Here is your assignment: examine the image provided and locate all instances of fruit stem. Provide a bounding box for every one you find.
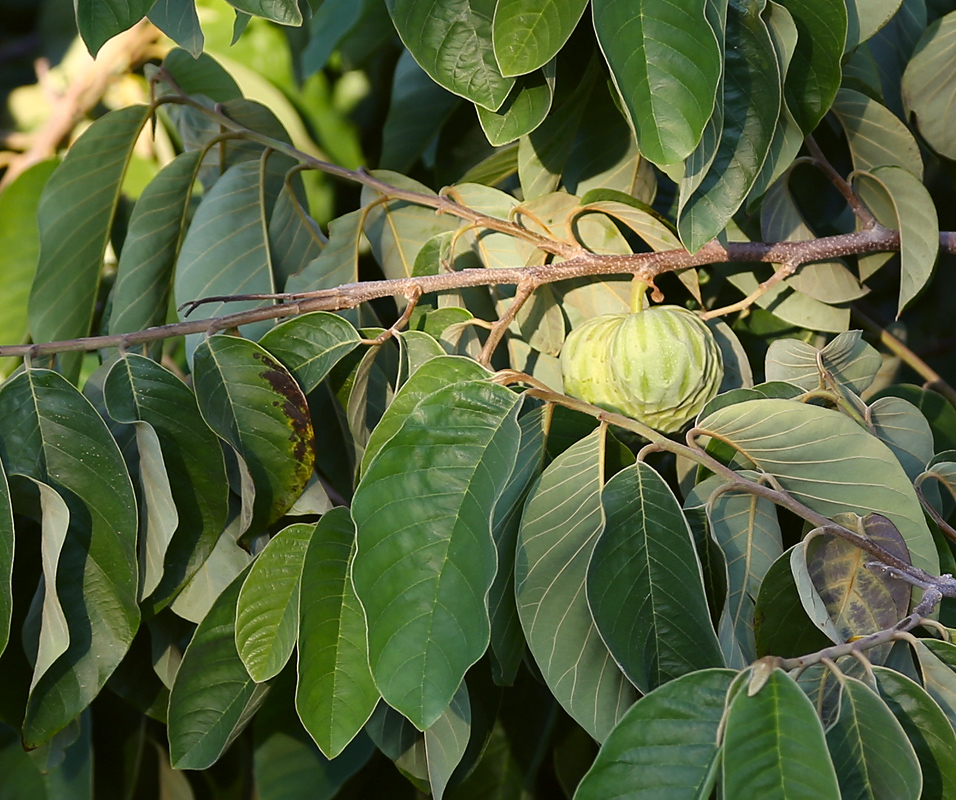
[630,277,649,313]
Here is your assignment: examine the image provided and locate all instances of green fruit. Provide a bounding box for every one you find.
[560,306,723,433]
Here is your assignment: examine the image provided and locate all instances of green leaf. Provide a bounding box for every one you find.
[29,106,148,379]
[516,429,637,742]
[575,668,735,800]
[764,331,881,394]
[174,160,276,350]
[491,0,587,76]
[868,396,934,481]
[722,668,841,799]
[284,209,362,295]
[149,0,204,57]
[726,268,850,333]
[159,49,241,104]
[587,463,723,692]
[678,3,781,251]
[902,11,956,161]
[75,0,154,55]
[385,0,515,110]
[351,380,522,729]
[104,354,229,615]
[592,0,721,166]
[224,0,302,25]
[381,50,461,172]
[302,0,366,76]
[110,150,202,335]
[268,179,324,290]
[296,508,379,759]
[697,398,938,574]
[168,567,269,770]
[853,165,939,315]
[259,312,362,394]
[826,676,921,800]
[874,666,956,800]
[913,639,956,732]
[425,683,471,800]
[236,522,313,682]
[831,88,923,179]
[873,385,956,453]
[0,369,139,746]
[776,0,847,133]
[477,66,555,146]
[193,335,315,527]
[0,159,57,374]
[845,0,903,51]
[361,356,489,477]
[0,459,11,659]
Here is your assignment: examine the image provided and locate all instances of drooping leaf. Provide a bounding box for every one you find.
[764,331,881,394]
[158,48,242,103]
[29,106,149,379]
[259,312,363,394]
[104,354,229,615]
[913,639,956,732]
[168,566,269,770]
[491,0,587,76]
[0,369,139,746]
[110,150,202,335]
[873,666,956,800]
[587,462,723,692]
[477,67,555,146]
[193,335,315,528]
[296,508,379,759]
[268,179,324,290]
[223,0,302,25]
[853,164,939,315]
[351,380,522,729]
[825,676,921,800]
[697,398,938,574]
[515,429,637,742]
[575,668,736,800]
[592,0,721,166]
[424,682,471,800]
[236,522,313,682]
[149,0,204,57]
[872,384,956,454]
[722,668,841,799]
[845,0,903,50]
[174,160,276,350]
[385,0,515,111]
[831,88,923,179]
[74,0,154,55]
[901,11,956,161]
[868,396,934,481]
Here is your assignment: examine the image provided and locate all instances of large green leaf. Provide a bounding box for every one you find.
[492,0,587,76]
[853,165,939,315]
[168,566,269,769]
[825,676,921,800]
[236,522,313,682]
[575,668,735,800]
[224,0,302,25]
[0,159,57,374]
[385,0,515,110]
[776,0,846,133]
[722,668,840,799]
[764,331,881,394]
[351,380,522,729]
[515,429,637,742]
[104,354,229,615]
[110,150,202,335]
[259,312,362,394]
[0,369,139,746]
[477,67,555,146]
[901,11,956,161]
[913,639,956,732]
[174,160,276,349]
[874,666,956,800]
[698,398,938,574]
[75,0,154,54]
[296,508,379,759]
[592,0,721,166]
[845,0,902,50]
[678,2,781,251]
[424,683,471,800]
[868,396,934,481]
[193,335,315,528]
[285,208,362,294]
[268,178,324,290]
[831,88,923,179]
[149,0,204,58]
[29,106,148,379]
[587,462,723,692]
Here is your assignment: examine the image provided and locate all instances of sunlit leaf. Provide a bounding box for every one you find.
[491,0,587,76]
[868,396,934,481]
[75,0,154,55]
[351,380,521,729]
[477,67,555,146]
[592,0,721,166]
[831,88,923,179]
[516,429,637,742]
[224,0,302,25]
[296,508,379,759]
[424,682,471,800]
[193,335,315,528]
[168,567,269,770]
[587,462,723,692]
[149,0,204,57]
[901,11,956,161]
[284,209,363,295]
[236,522,313,682]
[764,331,881,394]
[269,178,324,290]
[576,668,735,800]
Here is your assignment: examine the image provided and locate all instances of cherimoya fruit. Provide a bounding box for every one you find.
[560,306,723,433]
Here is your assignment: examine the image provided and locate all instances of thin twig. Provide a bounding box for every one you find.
[699,260,799,320]
[478,280,536,367]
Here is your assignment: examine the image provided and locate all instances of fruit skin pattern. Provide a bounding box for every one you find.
[560,306,723,434]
